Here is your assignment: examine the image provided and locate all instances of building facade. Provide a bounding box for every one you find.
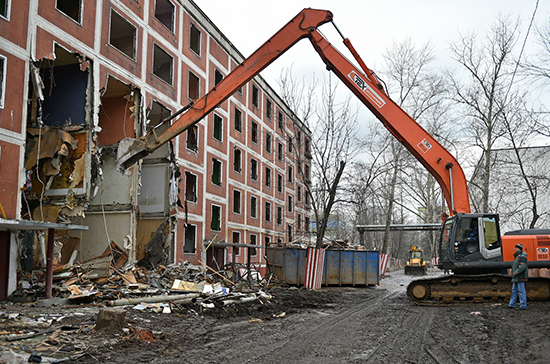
[0,0,311,298]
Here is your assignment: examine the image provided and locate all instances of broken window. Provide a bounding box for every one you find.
[213,113,222,141]
[153,44,173,84]
[277,142,283,161]
[288,165,293,183]
[298,214,302,231]
[56,0,81,23]
[250,234,257,256]
[184,224,196,253]
[266,99,272,120]
[190,23,201,56]
[185,172,197,203]
[232,231,240,256]
[278,111,284,129]
[252,85,259,109]
[233,148,242,173]
[211,204,221,231]
[212,158,222,186]
[188,71,200,100]
[288,195,293,213]
[277,206,282,225]
[251,158,258,180]
[154,0,174,32]
[110,10,136,59]
[305,191,310,206]
[234,107,242,132]
[214,69,224,86]
[233,189,241,214]
[297,130,301,146]
[265,167,271,187]
[305,216,310,232]
[0,55,5,109]
[277,174,282,194]
[251,121,258,144]
[304,164,311,181]
[265,201,271,222]
[0,0,9,19]
[186,125,198,152]
[265,133,271,153]
[297,185,302,201]
[250,196,257,218]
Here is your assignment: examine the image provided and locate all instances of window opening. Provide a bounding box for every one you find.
[212,158,222,186]
[233,148,242,173]
[266,99,272,120]
[213,114,222,141]
[185,172,197,203]
[56,0,81,23]
[251,158,258,180]
[252,85,259,108]
[232,231,240,256]
[233,189,241,214]
[250,234,257,256]
[278,111,284,129]
[277,206,282,225]
[288,166,293,183]
[190,23,201,56]
[265,167,271,187]
[109,10,136,59]
[211,205,221,231]
[188,71,200,100]
[234,107,242,132]
[154,0,174,32]
[265,133,272,153]
[288,195,293,212]
[287,224,293,242]
[277,142,283,161]
[251,196,257,218]
[265,202,271,222]
[0,55,5,109]
[251,122,258,144]
[153,44,173,84]
[1,0,10,19]
[214,69,224,86]
[184,224,196,253]
[186,125,198,152]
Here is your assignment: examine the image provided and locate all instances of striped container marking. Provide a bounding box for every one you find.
[305,247,325,290]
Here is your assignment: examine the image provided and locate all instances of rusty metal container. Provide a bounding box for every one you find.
[266,247,379,286]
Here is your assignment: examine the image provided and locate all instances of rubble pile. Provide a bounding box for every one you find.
[1,246,280,363]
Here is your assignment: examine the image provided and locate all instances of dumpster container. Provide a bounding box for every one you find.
[266,247,379,286]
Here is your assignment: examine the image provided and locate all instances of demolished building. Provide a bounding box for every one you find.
[0,0,312,300]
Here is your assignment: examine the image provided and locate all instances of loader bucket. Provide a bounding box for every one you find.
[117,137,149,172]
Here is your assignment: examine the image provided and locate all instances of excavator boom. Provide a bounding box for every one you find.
[118,8,470,215]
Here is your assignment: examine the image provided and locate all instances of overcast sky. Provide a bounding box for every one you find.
[195,0,548,87]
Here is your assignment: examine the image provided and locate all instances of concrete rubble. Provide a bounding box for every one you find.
[1,247,275,363]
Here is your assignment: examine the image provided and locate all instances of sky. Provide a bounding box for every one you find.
[195,0,549,88]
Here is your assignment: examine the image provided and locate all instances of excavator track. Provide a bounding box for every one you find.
[407,274,550,305]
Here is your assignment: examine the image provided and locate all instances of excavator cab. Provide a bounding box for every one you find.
[438,213,503,274]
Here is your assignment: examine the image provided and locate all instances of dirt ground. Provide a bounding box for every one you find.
[2,269,550,364]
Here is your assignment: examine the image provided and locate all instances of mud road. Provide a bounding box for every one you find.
[3,269,550,363]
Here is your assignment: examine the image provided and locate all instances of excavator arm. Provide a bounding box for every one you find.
[118,8,470,215]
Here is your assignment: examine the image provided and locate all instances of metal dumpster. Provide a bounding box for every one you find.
[266,247,379,286]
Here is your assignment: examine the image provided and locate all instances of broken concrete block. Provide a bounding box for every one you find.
[95,307,126,333]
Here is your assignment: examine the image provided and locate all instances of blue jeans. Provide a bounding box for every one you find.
[509,281,527,308]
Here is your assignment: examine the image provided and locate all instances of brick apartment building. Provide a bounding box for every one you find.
[0,0,311,299]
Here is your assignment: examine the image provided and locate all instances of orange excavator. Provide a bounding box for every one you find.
[118,9,550,304]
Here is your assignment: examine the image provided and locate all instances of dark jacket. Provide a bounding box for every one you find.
[511,250,528,282]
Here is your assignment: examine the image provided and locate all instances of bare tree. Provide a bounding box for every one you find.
[377,38,450,257]
[447,14,521,213]
[278,69,360,248]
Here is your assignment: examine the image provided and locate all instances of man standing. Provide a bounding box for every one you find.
[508,243,528,309]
